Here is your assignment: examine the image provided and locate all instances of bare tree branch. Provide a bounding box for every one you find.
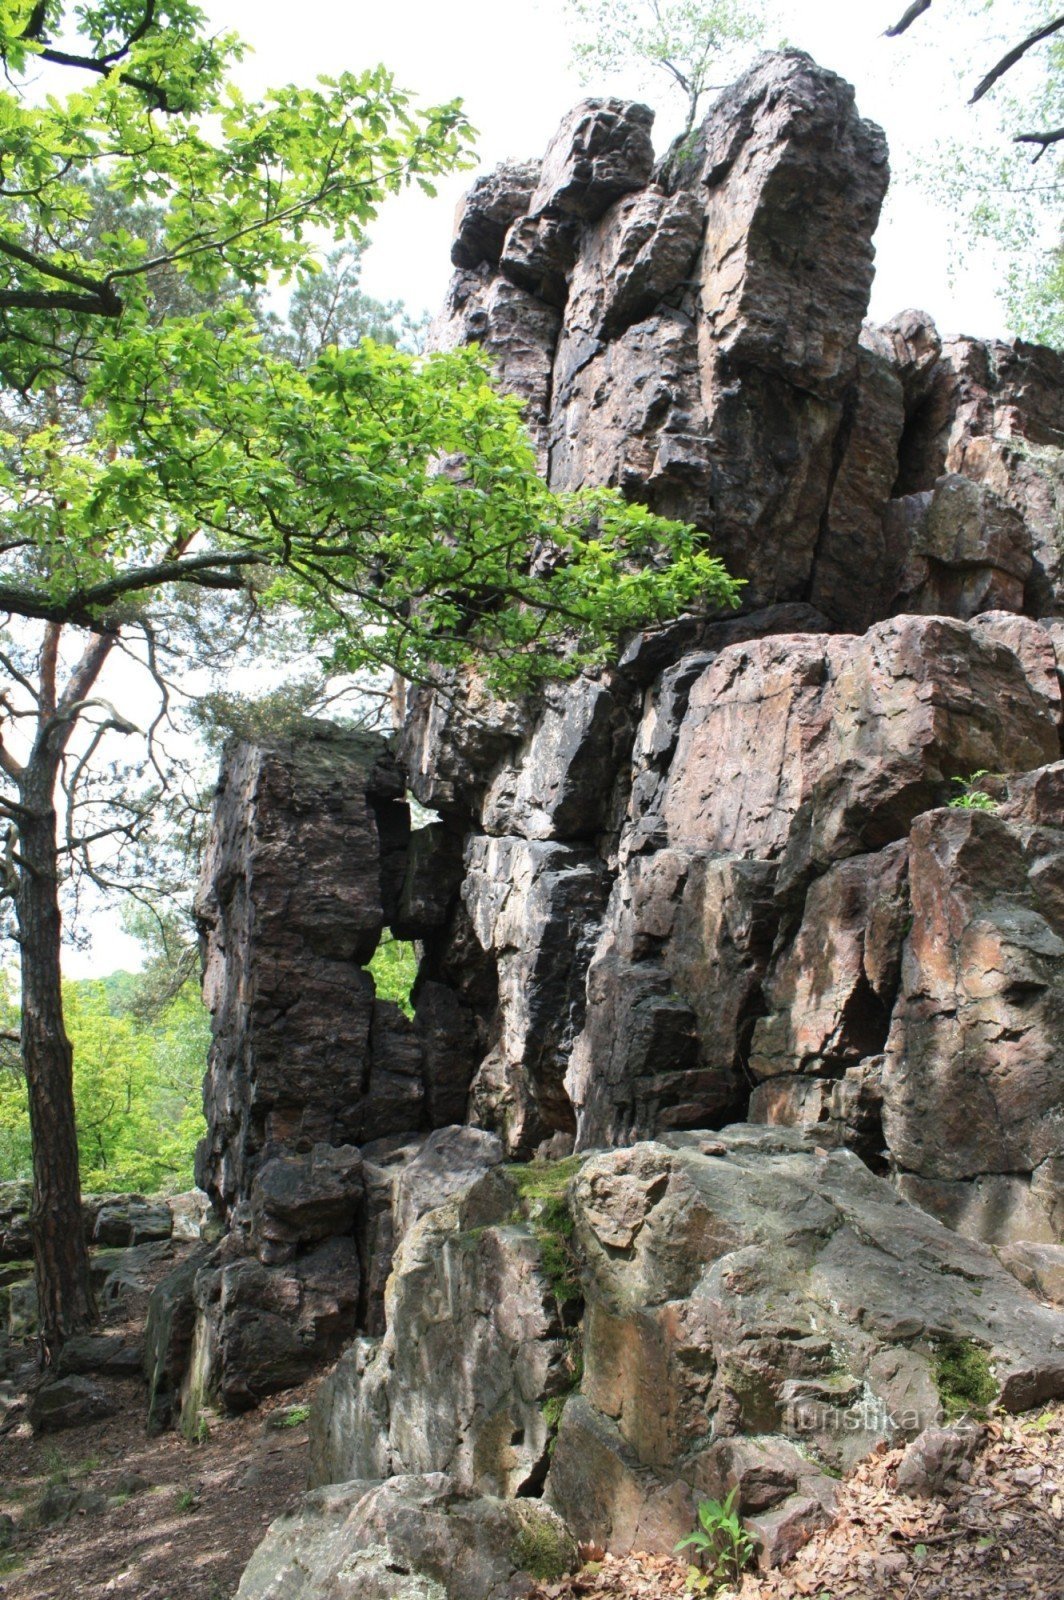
[1014,126,1064,162]
[970,13,1064,104]
[0,549,264,626]
[884,0,932,39]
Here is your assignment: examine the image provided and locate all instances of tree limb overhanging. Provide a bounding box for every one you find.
[1014,125,1064,162]
[970,13,1064,104]
[884,0,932,39]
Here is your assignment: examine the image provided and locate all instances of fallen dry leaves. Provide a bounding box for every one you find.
[531,1401,1064,1600]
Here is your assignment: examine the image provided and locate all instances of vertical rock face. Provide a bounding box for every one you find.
[194,725,415,1214]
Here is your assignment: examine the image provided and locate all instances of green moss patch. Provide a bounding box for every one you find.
[511,1509,576,1582]
[933,1338,997,1419]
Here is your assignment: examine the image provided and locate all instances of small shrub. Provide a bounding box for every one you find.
[675,1488,756,1589]
[176,1486,201,1514]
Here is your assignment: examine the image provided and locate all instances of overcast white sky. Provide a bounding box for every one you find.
[66,0,1030,976]
[204,0,1017,338]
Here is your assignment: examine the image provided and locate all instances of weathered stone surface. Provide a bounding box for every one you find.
[567,852,774,1146]
[395,824,466,940]
[897,1164,1064,1250]
[392,1126,504,1243]
[681,53,888,601]
[310,1166,574,1498]
[527,99,655,225]
[249,1144,364,1265]
[400,671,528,818]
[195,726,412,1214]
[997,1241,1064,1305]
[93,1197,173,1247]
[451,161,540,270]
[885,474,1032,620]
[539,1128,1064,1556]
[237,1474,577,1600]
[896,333,1064,612]
[659,618,1058,867]
[480,676,632,841]
[864,308,942,411]
[566,186,704,345]
[29,1376,116,1434]
[56,1333,143,1378]
[432,269,561,459]
[882,807,1064,1220]
[143,1247,212,1433]
[895,1424,981,1498]
[463,837,610,1151]
[189,1236,362,1413]
[810,345,905,629]
[749,843,909,1085]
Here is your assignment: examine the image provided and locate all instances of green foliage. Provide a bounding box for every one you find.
[267,1404,311,1430]
[933,1337,997,1419]
[948,771,999,811]
[0,2,741,688]
[368,936,418,1018]
[0,973,207,1192]
[509,1156,585,1309]
[675,1488,756,1589]
[561,0,766,134]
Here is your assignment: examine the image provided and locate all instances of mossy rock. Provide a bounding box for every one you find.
[933,1337,997,1419]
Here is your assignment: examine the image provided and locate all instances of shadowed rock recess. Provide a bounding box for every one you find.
[166,51,1064,1598]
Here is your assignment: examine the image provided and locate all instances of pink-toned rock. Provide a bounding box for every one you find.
[660,616,1058,863]
[749,843,909,1082]
[882,807,1064,1211]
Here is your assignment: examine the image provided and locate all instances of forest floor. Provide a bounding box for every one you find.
[0,1244,315,1600]
[0,1252,1061,1600]
[533,1402,1064,1600]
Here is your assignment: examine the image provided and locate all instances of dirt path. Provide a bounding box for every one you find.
[0,1372,316,1600]
[0,1375,315,1600]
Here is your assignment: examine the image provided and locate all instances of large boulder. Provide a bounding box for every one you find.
[237,1474,577,1600]
[309,1160,578,1498]
[542,1129,1064,1555]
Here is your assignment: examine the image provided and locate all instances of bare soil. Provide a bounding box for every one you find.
[0,1244,315,1600]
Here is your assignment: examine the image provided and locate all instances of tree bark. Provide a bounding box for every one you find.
[11,626,119,1360]
[17,758,96,1359]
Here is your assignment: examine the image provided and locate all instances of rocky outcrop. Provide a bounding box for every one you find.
[188,46,1064,1592]
[302,1130,1064,1568]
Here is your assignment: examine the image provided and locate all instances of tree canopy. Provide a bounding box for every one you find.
[0,0,740,1355]
[887,0,1064,347]
[558,0,766,138]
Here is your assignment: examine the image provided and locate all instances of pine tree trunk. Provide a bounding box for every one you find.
[17,761,95,1360]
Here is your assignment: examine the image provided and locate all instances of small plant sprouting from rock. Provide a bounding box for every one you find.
[948,771,999,811]
[176,1486,201,1514]
[675,1488,756,1590]
[933,1337,997,1420]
